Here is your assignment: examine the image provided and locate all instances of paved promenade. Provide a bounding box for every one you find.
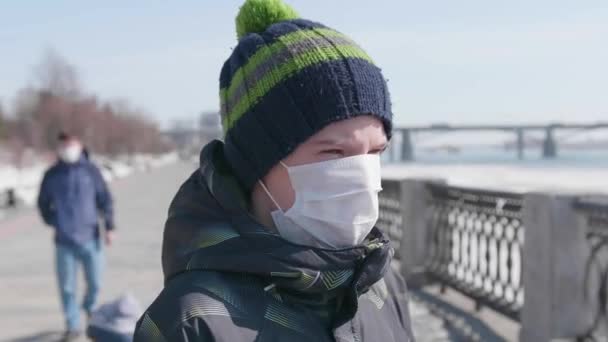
[0,162,192,341]
[0,162,455,342]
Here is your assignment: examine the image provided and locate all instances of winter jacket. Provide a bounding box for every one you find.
[37,156,114,246]
[134,141,414,342]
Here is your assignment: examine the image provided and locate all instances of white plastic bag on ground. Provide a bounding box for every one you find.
[87,293,143,342]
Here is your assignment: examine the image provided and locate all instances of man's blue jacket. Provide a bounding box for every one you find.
[38,156,114,246]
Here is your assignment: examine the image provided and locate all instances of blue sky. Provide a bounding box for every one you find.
[1,0,607,128]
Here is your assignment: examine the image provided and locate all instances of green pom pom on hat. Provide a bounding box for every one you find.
[236,0,300,39]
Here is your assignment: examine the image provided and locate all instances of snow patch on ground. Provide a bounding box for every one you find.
[0,152,180,207]
[382,163,608,194]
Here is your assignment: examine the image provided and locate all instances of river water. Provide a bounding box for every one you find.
[382,147,608,193]
[384,146,608,167]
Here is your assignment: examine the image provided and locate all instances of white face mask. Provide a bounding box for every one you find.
[58,144,83,164]
[260,154,382,249]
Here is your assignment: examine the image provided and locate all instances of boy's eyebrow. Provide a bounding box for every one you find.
[312,138,389,149]
[312,138,344,146]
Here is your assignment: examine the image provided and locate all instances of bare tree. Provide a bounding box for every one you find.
[5,50,171,160]
[34,49,82,99]
[0,100,6,140]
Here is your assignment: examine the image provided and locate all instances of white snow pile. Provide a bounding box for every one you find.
[383,163,608,195]
[92,152,179,182]
[0,151,179,207]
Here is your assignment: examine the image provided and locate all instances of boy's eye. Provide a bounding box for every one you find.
[369,146,388,155]
[321,149,343,156]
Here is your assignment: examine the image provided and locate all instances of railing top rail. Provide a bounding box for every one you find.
[380,178,407,185]
[574,195,608,212]
[426,182,524,199]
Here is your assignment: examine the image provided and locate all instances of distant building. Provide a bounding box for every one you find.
[200,111,223,146]
[162,112,223,160]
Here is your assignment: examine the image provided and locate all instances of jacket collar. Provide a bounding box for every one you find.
[164,141,393,312]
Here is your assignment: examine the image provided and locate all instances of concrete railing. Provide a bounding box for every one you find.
[380,178,608,341]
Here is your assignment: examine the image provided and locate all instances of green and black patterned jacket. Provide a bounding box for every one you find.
[134,141,414,342]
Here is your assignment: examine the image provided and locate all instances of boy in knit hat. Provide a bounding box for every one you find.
[135,0,414,341]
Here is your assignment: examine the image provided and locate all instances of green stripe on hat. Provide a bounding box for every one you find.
[226,28,352,99]
[220,28,367,127]
[221,32,373,130]
[225,34,356,114]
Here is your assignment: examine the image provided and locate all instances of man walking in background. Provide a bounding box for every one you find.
[37,132,115,341]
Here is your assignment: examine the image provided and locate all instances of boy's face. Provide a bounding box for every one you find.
[252,115,387,224]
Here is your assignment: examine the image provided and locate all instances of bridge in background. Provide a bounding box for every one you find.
[393,122,608,161]
[163,121,608,162]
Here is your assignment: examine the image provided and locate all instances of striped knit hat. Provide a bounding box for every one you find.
[221,0,392,189]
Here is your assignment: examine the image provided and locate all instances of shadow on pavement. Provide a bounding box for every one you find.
[8,331,64,342]
[412,290,508,342]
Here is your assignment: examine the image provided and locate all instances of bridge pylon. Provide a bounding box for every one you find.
[516,128,525,160]
[401,129,414,161]
[542,127,557,158]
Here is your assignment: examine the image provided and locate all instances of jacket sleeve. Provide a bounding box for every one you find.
[133,314,214,342]
[90,165,115,230]
[176,317,215,341]
[37,171,55,227]
[386,269,416,341]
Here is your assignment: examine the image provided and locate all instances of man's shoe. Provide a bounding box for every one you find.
[61,330,82,342]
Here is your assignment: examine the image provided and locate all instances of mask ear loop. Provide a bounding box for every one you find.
[258,180,283,212]
[259,161,292,212]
